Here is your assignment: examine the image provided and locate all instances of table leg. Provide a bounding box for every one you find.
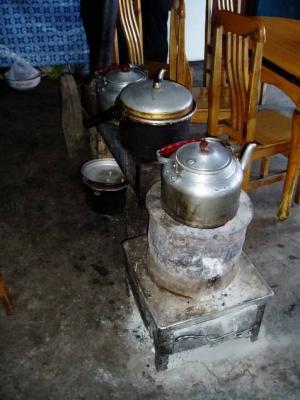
[295,176,300,204]
[278,109,300,220]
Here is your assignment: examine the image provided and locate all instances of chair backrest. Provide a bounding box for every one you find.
[204,1,252,85]
[118,0,144,65]
[205,1,242,57]
[169,0,192,89]
[208,10,266,144]
[116,0,192,89]
[217,0,242,12]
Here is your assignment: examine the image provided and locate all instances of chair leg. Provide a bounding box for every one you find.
[260,157,270,178]
[242,166,252,192]
[0,273,13,315]
[259,83,268,105]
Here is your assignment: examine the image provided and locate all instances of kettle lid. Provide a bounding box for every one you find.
[176,139,232,173]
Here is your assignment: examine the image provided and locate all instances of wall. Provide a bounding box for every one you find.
[185,0,206,61]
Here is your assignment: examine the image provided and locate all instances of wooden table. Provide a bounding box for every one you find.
[258,17,300,220]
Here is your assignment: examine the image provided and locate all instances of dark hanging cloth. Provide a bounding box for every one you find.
[141,0,175,62]
[80,0,175,70]
[116,19,129,65]
[80,0,119,72]
[118,0,175,64]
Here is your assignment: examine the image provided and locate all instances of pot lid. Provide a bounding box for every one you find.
[119,69,194,122]
[81,158,126,186]
[176,139,232,173]
[106,65,146,85]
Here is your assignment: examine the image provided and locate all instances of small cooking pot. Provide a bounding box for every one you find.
[157,138,256,228]
[96,64,147,112]
[81,158,127,214]
[84,69,196,163]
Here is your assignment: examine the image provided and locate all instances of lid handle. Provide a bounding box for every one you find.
[153,69,167,89]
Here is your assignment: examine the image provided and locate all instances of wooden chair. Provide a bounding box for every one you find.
[204,0,242,86]
[207,10,294,197]
[168,0,192,90]
[0,273,13,315]
[191,1,243,124]
[192,1,270,125]
[116,0,192,90]
[117,0,144,65]
[191,80,231,124]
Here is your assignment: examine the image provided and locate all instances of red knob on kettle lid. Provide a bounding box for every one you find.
[120,64,130,72]
[199,138,209,152]
[159,137,202,157]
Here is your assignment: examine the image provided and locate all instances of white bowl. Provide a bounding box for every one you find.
[4,71,41,91]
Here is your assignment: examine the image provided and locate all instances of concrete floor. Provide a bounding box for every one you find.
[0,79,299,400]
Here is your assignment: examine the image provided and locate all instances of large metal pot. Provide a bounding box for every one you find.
[84,69,196,163]
[157,138,256,228]
[96,64,147,112]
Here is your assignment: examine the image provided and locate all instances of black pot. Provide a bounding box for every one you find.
[84,70,196,163]
[81,159,127,214]
[118,118,190,163]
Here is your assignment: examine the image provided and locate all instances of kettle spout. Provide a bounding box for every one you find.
[240,143,256,172]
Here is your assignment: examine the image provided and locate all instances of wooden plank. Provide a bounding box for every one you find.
[249,173,285,190]
[60,74,89,161]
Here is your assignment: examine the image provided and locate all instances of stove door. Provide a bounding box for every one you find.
[173,304,258,353]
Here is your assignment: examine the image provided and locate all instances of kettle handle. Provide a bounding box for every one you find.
[96,63,130,75]
[157,138,205,164]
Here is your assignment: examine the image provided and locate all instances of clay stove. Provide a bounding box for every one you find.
[123,182,273,371]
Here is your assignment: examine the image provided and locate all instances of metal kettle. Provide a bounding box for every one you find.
[96,64,147,112]
[157,137,256,228]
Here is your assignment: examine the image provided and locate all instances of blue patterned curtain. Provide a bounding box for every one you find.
[0,0,89,67]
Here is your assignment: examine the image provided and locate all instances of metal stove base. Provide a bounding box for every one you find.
[122,235,273,371]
